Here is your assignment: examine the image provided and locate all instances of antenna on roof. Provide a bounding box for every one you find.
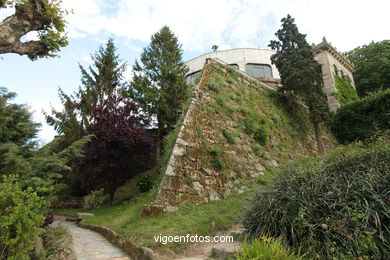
[256,33,261,49]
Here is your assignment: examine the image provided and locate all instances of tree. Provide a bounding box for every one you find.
[124,26,189,158]
[344,40,390,97]
[0,87,89,195]
[75,95,153,204]
[45,38,127,145]
[269,15,330,153]
[0,0,68,60]
[0,87,39,148]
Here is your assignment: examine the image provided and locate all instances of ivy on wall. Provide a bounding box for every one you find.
[333,75,359,105]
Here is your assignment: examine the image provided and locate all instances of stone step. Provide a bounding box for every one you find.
[210,243,241,260]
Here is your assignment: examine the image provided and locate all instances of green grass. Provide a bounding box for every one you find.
[58,191,253,252]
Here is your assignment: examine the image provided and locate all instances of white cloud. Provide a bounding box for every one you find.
[3,0,388,53]
[59,0,389,53]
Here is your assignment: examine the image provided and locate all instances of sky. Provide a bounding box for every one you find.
[1,0,389,144]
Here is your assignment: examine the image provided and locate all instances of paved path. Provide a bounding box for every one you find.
[53,218,130,260]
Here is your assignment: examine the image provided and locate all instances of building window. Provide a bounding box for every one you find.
[229,64,239,70]
[186,71,201,86]
[245,63,273,78]
[340,70,344,78]
[333,64,339,76]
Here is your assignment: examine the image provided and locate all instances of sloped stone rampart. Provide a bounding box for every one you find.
[145,59,335,212]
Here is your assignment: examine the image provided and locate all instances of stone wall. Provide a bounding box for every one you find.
[144,59,335,212]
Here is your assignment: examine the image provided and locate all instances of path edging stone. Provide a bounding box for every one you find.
[79,221,155,260]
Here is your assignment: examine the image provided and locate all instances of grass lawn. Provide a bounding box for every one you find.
[53,189,253,252]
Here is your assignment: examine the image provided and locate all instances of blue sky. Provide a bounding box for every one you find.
[1,0,389,144]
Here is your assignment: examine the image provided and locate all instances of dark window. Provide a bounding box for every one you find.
[340,70,344,78]
[186,71,201,86]
[229,64,239,70]
[245,64,273,78]
[334,64,339,76]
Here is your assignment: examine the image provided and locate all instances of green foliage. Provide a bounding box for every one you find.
[125,26,189,134]
[41,226,73,260]
[253,125,268,146]
[242,139,390,259]
[1,0,69,59]
[0,136,91,197]
[269,15,330,152]
[0,175,46,260]
[82,189,105,209]
[222,129,236,144]
[332,89,390,143]
[0,88,89,196]
[0,87,40,147]
[136,174,154,193]
[344,40,390,97]
[45,38,127,145]
[334,75,359,105]
[244,113,268,146]
[271,114,281,124]
[206,76,222,93]
[236,235,302,260]
[209,147,225,171]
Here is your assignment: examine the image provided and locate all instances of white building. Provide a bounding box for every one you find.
[185,39,355,111]
[185,48,281,87]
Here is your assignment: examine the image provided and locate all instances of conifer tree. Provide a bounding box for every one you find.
[45,38,127,145]
[0,87,39,148]
[269,15,330,153]
[124,26,189,158]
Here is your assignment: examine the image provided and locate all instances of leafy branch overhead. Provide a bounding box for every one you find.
[0,0,69,59]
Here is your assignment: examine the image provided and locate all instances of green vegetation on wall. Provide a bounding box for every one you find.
[332,89,390,143]
[333,75,359,105]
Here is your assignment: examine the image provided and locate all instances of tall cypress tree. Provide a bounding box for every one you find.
[124,26,189,158]
[45,38,127,145]
[269,15,330,153]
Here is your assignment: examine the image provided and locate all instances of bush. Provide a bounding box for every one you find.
[271,114,281,125]
[206,77,221,93]
[82,189,105,209]
[253,125,268,146]
[222,129,236,144]
[42,226,73,260]
[0,175,46,260]
[332,89,390,143]
[235,235,302,260]
[209,147,225,171]
[242,139,390,259]
[136,174,154,193]
[244,113,268,145]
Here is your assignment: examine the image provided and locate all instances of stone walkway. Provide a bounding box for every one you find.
[53,218,130,260]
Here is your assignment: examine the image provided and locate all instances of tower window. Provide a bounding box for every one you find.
[245,64,273,78]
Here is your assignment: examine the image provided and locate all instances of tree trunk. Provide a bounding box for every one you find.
[155,126,162,164]
[109,191,114,206]
[313,122,324,154]
[0,0,49,57]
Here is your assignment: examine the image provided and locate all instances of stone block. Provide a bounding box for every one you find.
[76,213,95,220]
[140,204,165,217]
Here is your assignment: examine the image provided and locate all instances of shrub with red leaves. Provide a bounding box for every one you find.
[76,95,154,204]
